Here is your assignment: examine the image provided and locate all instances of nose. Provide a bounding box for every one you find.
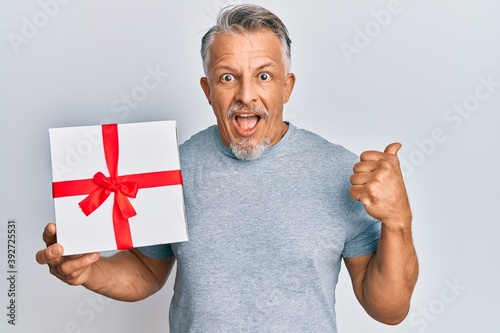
[235,77,258,105]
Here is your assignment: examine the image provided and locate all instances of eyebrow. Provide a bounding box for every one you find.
[213,62,278,73]
[256,62,278,71]
[213,65,234,73]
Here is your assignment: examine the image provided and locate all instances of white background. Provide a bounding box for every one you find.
[1,0,499,332]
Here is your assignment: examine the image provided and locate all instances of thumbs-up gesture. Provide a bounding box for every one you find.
[349,143,412,227]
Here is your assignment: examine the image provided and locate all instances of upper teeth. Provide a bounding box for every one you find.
[238,114,255,117]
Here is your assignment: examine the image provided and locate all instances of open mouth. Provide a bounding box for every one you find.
[235,114,261,130]
[232,113,261,137]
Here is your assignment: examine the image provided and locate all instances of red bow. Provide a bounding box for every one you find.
[79,171,138,219]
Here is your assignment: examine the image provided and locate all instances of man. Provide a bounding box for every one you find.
[36,4,418,332]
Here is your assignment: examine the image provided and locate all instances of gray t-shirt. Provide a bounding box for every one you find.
[139,123,380,332]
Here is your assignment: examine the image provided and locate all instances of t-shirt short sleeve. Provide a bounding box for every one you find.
[137,243,174,259]
[342,200,381,258]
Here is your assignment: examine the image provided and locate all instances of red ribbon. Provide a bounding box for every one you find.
[52,124,183,250]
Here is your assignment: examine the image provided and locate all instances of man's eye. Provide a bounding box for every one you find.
[221,74,234,82]
[259,73,271,81]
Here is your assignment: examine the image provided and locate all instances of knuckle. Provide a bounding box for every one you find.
[379,160,392,170]
[373,171,385,183]
[59,261,72,275]
[68,270,82,280]
[365,182,378,194]
[385,156,400,169]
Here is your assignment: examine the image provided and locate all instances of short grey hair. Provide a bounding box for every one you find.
[201,4,292,76]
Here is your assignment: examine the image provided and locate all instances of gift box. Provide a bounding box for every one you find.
[49,121,188,255]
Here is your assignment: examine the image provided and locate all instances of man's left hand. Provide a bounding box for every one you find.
[349,143,411,228]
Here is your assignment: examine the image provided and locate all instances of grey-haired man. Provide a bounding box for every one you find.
[37,5,418,332]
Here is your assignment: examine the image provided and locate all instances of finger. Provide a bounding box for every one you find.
[58,253,100,277]
[353,160,379,173]
[42,223,57,246]
[384,142,402,155]
[36,243,64,265]
[64,267,90,285]
[350,183,381,206]
[350,172,372,185]
[360,150,386,162]
[360,143,403,161]
[349,185,370,205]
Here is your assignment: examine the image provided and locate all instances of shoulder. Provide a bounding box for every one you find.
[179,125,216,150]
[178,125,225,172]
[289,124,359,167]
[179,126,216,157]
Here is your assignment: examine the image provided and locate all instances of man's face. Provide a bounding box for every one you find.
[200,30,295,159]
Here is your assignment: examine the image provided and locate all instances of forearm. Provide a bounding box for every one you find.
[363,223,418,324]
[83,250,172,302]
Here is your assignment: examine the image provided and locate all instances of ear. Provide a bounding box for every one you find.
[283,73,296,104]
[200,77,212,105]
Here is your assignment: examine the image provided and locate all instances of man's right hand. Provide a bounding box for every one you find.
[35,223,100,286]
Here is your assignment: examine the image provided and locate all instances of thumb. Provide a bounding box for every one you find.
[384,142,402,155]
